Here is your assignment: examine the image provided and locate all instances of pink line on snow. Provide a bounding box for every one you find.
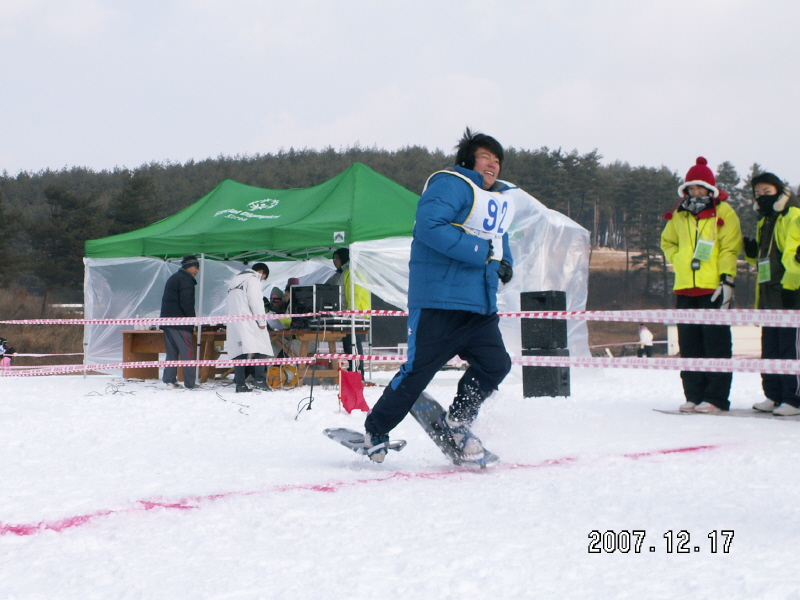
[0,444,719,537]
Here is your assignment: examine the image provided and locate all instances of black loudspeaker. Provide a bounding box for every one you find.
[521,291,567,349]
[522,348,570,398]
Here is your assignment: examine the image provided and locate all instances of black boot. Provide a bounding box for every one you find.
[449,373,489,424]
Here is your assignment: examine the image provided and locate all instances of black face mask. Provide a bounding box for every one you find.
[756,193,780,216]
[679,195,714,215]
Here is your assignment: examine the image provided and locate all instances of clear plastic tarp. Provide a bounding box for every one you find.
[84,187,589,368]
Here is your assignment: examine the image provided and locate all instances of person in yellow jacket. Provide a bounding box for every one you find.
[661,157,742,414]
[334,248,370,376]
[744,173,800,416]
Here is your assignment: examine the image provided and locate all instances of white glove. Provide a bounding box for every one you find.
[710,276,734,309]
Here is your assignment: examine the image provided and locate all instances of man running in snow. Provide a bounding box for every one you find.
[363,128,514,462]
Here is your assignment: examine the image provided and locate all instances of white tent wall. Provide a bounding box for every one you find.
[84,187,589,370]
[83,257,335,368]
[499,186,591,358]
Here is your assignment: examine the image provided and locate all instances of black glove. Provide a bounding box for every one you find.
[743,236,758,259]
[796,246,800,263]
[781,288,800,309]
[498,260,513,284]
[485,240,494,264]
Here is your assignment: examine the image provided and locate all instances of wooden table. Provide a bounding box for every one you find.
[270,329,368,385]
[122,329,367,385]
[121,330,226,382]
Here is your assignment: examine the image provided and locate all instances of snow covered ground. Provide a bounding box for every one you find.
[2,366,799,599]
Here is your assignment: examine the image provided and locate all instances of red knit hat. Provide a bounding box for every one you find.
[677,157,719,198]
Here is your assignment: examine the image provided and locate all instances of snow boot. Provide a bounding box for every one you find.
[364,431,390,463]
[694,402,722,414]
[773,403,800,416]
[437,412,485,460]
[753,399,777,413]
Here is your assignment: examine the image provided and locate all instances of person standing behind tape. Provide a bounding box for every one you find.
[637,325,654,357]
[0,337,16,369]
[334,247,370,377]
[266,287,289,331]
[744,173,800,416]
[661,157,742,414]
[226,263,275,393]
[160,254,199,390]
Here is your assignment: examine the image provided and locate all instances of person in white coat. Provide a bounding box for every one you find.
[226,263,275,393]
[637,324,654,357]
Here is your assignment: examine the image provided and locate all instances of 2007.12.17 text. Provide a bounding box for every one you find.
[588,530,734,553]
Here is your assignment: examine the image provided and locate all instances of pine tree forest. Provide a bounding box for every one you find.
[0,145,773,303]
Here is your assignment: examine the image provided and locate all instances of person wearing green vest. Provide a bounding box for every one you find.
[745,172,800,416]
[334,247,369,377]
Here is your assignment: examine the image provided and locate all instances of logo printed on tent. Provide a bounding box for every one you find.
[214,198,281,222]
[248,199,279,211]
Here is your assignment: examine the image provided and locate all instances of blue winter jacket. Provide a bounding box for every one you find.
[407,165,514,315]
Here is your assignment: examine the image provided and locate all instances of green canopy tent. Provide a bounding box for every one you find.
[84,162,592,373]
[85,162,419,261]
[83,163,421,366]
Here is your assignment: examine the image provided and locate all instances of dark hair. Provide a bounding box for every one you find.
[751,172,785,197]
[454,127,504,171]
[333,248,350,264]
[181,254,200,269]
[251,262,269,276]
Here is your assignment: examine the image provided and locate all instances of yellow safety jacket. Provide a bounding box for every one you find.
[661,200,741,292]
[746,203,800,307]
[343,265,371,312]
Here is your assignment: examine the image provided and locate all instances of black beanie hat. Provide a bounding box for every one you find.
[181,254,200,269]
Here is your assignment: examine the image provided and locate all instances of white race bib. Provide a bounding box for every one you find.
[427,170,516,260]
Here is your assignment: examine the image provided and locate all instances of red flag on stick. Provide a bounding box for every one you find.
[339,369,370,413]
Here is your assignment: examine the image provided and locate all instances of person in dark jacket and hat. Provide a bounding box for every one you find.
[745,173,800,416]
[160,254,199,389]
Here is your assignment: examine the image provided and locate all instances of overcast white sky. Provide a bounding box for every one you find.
[2,0,799,187]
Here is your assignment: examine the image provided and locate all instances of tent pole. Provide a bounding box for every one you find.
[349,251,358,377]
[196,253,206,385]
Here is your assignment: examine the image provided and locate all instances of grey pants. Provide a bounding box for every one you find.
[162,327,196,388]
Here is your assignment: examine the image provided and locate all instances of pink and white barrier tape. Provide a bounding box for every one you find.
[588,341,668,349]
[0,356,317,378]
[316,353,800,376]
[333,309,800,328]
[3,308,800,328]
[13,353,84,357]
[4,352,800,378]
[498,309,800,328]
